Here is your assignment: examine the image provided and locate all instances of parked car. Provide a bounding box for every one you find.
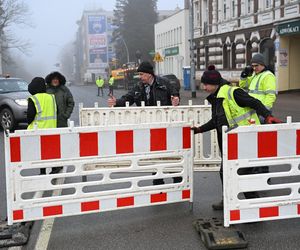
[161,74,181,92]
[0,77,30,131]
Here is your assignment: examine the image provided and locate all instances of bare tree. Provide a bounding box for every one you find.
[0,0,32,74]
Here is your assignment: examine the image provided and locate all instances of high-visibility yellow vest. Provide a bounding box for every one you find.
[217,85,260,128]
[27,93,57,129]
[96,78,104,87]
[239,70,276,109]
[109,77,114,86]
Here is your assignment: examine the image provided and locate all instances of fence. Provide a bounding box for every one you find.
[79,100,221,170]
[223,117,300,227]
[5,122,193,225]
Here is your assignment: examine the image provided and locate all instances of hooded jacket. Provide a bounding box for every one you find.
[45,72,75,127]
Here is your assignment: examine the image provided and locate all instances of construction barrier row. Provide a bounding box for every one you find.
[79,100,221,170]
[5,122,193,225]
[223,117,300,227]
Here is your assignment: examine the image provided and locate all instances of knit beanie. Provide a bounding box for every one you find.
[250,53,266,66]
[201,65,222,85]
[137,61,154,75]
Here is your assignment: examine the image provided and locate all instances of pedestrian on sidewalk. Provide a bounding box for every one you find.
[108,74,114,96]
[96,75,104,96]
[191,65,282,210]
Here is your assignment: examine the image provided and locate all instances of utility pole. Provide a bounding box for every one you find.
[189,0,196,98]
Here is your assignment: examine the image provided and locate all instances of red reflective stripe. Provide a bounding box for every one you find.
[182,190,190,199]
[81,201,100,212]
[183,127,191,149]
[259,206,279,218]
[116,130,133,154]
[43,205,63,216]
[117,197,134,207]
[80,132,98,157]
[258,131,277,158]
[150,128,166,151]
[151,193,167,203]
[13,210,23,220]
[298,204,300,215]
[10,137,21,162]
[228,133,238,160]
[230,210,240,221]
[41,135,61,160]
[297,130,300,155]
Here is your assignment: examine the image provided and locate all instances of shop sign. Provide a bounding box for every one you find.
[277,20,300,36]
[164,46,179,57]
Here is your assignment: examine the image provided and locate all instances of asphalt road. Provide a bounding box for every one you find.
[1,85,299,250]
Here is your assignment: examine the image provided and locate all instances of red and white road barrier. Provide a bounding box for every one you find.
[223,118,300,226]
[5,122,193,225]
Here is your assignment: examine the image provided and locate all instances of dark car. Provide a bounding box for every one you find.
[161,74,181,92]
[0,77,30,131]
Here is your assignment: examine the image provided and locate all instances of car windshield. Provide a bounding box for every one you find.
[0,79,28,93]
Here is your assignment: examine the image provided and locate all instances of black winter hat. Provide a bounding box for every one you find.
[250,53,266,66]
[28,77,46,95]
[201,67,222,85]
[137,61,154,75]
[45,71,66,85]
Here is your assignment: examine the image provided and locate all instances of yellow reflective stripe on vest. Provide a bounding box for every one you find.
[31,95,57,121]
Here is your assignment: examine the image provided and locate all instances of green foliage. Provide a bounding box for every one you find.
[113,0,157,65]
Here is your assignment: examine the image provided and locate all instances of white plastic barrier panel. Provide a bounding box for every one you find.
[223,118,300,227]
[5,122,193,225]
[79,101,221,170]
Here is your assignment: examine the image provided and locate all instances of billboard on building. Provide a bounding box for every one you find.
[87,15,108,68]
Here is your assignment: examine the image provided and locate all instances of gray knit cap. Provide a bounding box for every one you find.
[251,53,266,66]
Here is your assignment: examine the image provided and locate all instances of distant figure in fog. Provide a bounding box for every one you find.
[96,75,104,96]
[45,71,74,128]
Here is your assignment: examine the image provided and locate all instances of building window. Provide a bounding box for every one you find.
[265,0,271,9]
[232,0,235,17]
[224,3,227,20]
[247,0,252,14]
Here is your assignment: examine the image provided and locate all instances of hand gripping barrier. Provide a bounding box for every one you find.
[5,122,193,225]
[79,100,221,170]
[223,117,300,227]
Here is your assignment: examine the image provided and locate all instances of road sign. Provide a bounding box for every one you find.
[153,52,163,62]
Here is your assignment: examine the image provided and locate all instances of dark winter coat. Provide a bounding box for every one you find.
[115,76,179,107]
[45,72,74,127]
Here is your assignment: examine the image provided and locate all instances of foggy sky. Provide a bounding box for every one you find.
[14,0,184,79]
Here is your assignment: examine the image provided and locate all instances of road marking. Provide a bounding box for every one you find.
[34,171,66,250]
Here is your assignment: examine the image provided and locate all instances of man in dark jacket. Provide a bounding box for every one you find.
[108,61,180,185]
[45,71,74,128]
[108,61,180,107]
[192,65,282,210]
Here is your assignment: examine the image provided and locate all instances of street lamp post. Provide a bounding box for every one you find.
[189,0,196,98]
[118,37,129,63]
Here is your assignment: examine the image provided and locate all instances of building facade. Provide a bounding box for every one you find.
[74,10,115,84]
[193,0,300,91]
[155,8,190,80]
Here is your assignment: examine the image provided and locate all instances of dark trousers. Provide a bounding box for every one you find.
[109,85,113,95]
[97,87,103,96]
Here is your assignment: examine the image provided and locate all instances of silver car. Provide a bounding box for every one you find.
[0,77,30,131]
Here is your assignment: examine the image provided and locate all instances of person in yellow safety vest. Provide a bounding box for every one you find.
[191,65,282,210]
[239,53,277,121]
[27,77,57,175]
[108,75,114,96]
[27,77,57,130]
[96,75,104,96]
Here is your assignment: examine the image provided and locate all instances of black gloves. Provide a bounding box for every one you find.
[240,65,253,78]
[191,127,202,134]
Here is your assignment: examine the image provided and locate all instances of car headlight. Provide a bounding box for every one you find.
[15,99,28,106]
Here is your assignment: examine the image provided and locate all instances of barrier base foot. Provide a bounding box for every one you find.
[193,218,248,249]
[0,220,32,247]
